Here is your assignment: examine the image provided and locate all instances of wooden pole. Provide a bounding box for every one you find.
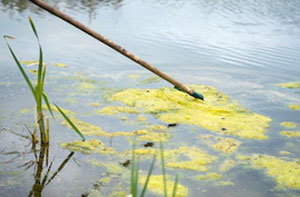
[29,0,203,100]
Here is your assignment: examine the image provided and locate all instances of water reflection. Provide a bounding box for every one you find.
[1,0,124,18]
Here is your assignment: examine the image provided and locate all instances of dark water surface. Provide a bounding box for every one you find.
[1,0,300,196]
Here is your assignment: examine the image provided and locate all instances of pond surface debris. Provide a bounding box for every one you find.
[110,85,271,139]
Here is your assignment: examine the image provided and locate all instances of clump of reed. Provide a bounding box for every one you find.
[3,16,85,146]
[130,141,179,197]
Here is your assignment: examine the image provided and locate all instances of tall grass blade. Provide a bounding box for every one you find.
[134,157,140,196]
[42,92,55,119]
[4,38,36,99]
[172,174,179,197]
[141,155,156,197]
[159,141,167,197]
[54,104,85,141]
[28,16,39,40]
[131,142,136,197]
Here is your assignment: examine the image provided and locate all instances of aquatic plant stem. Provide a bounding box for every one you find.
[28,0,204,100]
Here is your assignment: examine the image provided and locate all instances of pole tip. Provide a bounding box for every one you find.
[192,91,204,100]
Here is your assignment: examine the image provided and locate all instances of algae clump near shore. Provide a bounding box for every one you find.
[110,85,271,139]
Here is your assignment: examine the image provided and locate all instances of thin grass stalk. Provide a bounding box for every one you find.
[131,142,136,197]
[172,174,179,197]
[159,141,167,197]
[134,157,140,196]
[140,155,156,197]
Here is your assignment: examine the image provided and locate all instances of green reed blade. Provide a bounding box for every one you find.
[4,38,36,100]
[131,142,136,197]
[141,155,156,197]
[28,16,39,41]
[159,141,167,197]
[54,104,85,141]
[172,174,179,197]
[134,157,140,196]
[42,92,55,119]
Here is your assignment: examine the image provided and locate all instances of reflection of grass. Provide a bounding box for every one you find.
[4,16,85,143]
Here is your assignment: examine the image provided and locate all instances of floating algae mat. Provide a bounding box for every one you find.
[277,81,300,90]
[61,139,116,154]
[238,154,300,190]
[110,85,271,139]
[139,175,188,197]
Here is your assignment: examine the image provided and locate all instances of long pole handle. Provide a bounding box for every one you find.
[29,0,203,100]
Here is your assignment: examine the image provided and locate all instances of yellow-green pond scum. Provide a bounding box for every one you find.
[110,85,271,139]
[238,154,300,190]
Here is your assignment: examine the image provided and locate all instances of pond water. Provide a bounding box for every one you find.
[1,0,300,196]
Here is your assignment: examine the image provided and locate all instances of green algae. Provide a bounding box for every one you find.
[110,85,271,139]
[138,76,162,85]
[95,106,139,115]
[139,175,188,197]
[279,151,291,156]
[60,139,116,154]
[20,60,39,66]
[61,116,149,137]
[64,98,78,105]
[89,160,125,175]
[27,69,37,75]
[136,115,147,122]
[288,104,300,110]
[54,63,67,68]
[212,137,240,154]
[91,102,100,107]
[277,82,300,89]
[127,146,215,172]
[136,132,170,142]
[219,159,235,172]
[280,131,300,138]
[19,108,30,114]
[78,82,96,90]
[128,74,140,79]
[238,154,300,190]
[195,172,222,181]
[280,122,296,129]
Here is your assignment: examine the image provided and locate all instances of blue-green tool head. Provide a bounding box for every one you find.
[174,86,204,101]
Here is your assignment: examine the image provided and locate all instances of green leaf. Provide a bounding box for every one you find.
[28,16,39,41]
[172,174,179,197]
[160,141,167,197]
[4,39,36,100]
[54,104,85,141]
[42,92,55,120]
[141,155,156,197]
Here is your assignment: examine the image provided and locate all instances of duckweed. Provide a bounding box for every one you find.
[277,81,300,89]
[195,173,222,180]
[139,175,188,197]
[288,104,300,110]
[238,154,300,190]
[280,131,300,138]
[280,122,296,128]
[212,137,240,154]
[95,106,139,115]
[110,85,271,139]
